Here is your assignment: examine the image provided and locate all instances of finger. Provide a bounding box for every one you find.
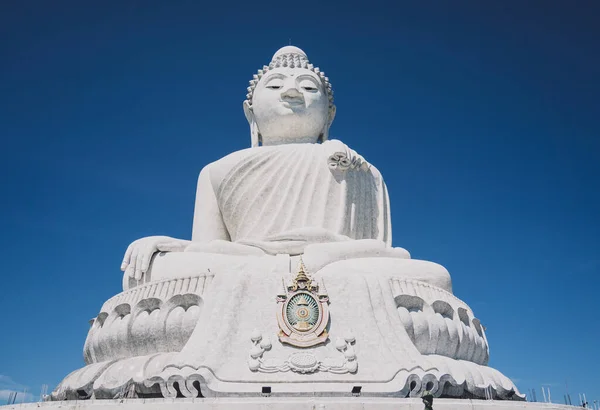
[140,245,157,274]
[128,247,139,278]
[155,242,173,252]
[157,241,187,253]
[121,243,134,271]
[134,251,145,281]
[125,264,135,280]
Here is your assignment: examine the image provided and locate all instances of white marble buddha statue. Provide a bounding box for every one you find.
[52,46,521,402]
[120,45,449,292]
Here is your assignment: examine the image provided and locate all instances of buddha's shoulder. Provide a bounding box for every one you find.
[199,147,280,186]
[204,143,330,170]
[199,141,375,183]
[206,147,257,168]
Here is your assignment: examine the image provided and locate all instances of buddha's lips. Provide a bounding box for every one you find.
[280,98,304,107]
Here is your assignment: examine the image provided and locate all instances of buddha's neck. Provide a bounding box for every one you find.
[261,135,320,146]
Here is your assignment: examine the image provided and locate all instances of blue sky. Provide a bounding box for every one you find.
[1,0,598,405]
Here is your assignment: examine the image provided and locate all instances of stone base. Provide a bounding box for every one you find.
[1,398,575,410]
[59,253,521,402]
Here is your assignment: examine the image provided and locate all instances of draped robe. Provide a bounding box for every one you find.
[208,140,391,254]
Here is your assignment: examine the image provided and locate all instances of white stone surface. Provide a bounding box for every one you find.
[1,398,577,410]
[120,46,383,283]
[122,139,395,286]
[51,45,523,401]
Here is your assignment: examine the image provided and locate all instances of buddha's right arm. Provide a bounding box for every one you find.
[120,166,229,281]
[190,166,230,242]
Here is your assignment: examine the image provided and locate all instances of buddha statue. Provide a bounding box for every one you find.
[51,46,522,402]
[119,46,439,291]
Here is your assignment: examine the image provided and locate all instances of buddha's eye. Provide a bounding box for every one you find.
[299,80,318,92]
[265,79,283,90]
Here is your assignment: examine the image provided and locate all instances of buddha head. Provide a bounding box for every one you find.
[244,46,336,147]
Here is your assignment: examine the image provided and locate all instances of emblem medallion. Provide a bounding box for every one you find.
[277,260,329,347]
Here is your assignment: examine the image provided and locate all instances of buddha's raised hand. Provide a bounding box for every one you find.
[121,236,190,280]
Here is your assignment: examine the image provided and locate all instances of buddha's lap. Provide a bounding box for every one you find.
[316,257,452,293]
[129,249,452,294]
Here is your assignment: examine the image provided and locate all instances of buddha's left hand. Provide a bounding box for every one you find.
[121,236,190,280]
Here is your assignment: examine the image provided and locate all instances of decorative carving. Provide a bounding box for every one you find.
[83,273,212,364]
[248,330,357,374]
[391,278,489,364]
[49,45,524,402]
[327,151,369,171]
[276,260,329,347]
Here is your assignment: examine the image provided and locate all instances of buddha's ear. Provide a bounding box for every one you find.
[329,104,337,126]
[243,100,253,124]
[243,101,261,147]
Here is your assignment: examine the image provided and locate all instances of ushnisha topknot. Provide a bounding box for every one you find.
[245,46,334,110]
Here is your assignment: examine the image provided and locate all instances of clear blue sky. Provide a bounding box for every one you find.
[1,0,598,405]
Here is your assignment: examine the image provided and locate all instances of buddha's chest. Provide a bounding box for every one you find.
[208,144,328,193]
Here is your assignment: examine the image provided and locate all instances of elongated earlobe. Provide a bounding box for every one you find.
[251,121,261,147]
[244,101,262,147]
[320,104,336,142]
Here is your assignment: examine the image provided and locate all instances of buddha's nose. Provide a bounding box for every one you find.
[281,87,304,100]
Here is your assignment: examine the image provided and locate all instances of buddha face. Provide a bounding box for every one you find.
[250,67,330,145]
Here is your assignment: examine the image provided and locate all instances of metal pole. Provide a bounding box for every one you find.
[541,386,547,403]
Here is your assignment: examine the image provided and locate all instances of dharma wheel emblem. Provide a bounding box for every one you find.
[277,260,329,347]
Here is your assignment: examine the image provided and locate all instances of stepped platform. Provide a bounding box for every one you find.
[1,398,577,410]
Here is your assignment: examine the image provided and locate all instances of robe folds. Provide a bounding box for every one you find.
[214,140,391,254]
